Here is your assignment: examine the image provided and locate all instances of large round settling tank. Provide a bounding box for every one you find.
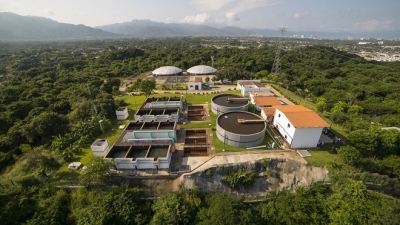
[217,112,266,148]
[211,94,249,115]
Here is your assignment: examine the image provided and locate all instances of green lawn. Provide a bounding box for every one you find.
[305,144,358,174]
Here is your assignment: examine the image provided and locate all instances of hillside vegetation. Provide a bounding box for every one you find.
[0,38,400,224]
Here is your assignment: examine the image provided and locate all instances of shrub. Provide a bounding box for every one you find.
[225,168,256,188]
[205,169,212,178]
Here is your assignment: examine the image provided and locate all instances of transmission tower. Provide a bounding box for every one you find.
[271,27,287,76]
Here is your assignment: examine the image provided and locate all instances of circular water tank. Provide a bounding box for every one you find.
[211,94,249,115]
[152,66,182,76]
[216,111,266,148]
[187,65,217,75]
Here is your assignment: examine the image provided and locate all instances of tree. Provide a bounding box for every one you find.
[348,104,363,115]
[197,193,254,225]
[379,129,400,155]
[225,168,256,188]
[139,79,156,97]
[377,155,400,178]
[348,129,379,155]
[331,101,348,113]
[21,112,69,144]
[260,184,329,225]
[205,76,210,83]
[79,155,112,187]
[101,78,121,94]
[27,189,73,225]
[326,178,391,225]
[151,189,201,225]
[338,146,362,166]
[315,97,327,113]
[254,70,269,79]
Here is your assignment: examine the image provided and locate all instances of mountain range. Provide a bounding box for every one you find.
[0,12,399,42]
[0,12,119,41]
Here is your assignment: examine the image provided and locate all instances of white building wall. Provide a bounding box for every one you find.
[261,109,267,120]
[188,82,202,90]
[291,128,324,149]
[116,112,129,120]
[90,139,110,157]
[255,104,263,111]
[241,86,271,97]
[273,109,296,145]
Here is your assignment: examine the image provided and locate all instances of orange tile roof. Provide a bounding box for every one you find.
[253,82,266,87]
[238,81,254,85]
[254,96,281,106]
[189,77,202,83]
[274,105,329,128]
[262,107,276,116]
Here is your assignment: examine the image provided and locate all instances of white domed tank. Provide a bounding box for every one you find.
[187,65,217,75]
[152,66,182,76]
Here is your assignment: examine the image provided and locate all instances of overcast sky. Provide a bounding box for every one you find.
[1,0,399,32]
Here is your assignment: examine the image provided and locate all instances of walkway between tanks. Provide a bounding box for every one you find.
[183,149,307,174]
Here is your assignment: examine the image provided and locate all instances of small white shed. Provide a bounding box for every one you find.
[116,107,129,120]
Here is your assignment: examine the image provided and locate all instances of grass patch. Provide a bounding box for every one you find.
[305,147,358,174]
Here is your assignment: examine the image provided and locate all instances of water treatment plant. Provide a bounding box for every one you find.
[216,111,267,148]
[211,94,249,115]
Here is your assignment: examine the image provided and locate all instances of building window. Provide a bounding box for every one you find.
[284,135,287,139]
[190,85,193,87]
[287,123,291,128]
[278,114,281,118]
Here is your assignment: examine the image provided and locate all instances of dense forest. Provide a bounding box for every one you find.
[1,179,400,225]
[1,38,400,224]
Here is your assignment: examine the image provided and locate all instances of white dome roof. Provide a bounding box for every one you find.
[187,65,217,75]
[152,66,182,75]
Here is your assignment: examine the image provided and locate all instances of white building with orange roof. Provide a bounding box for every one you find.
[187,77,203,90]
[261,107,276,122]
[253,96,281,111]
[273,105,329,149]
[249,91,275,99]
[236,80,271,97]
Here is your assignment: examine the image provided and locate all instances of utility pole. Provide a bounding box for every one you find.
[271,27,287,76]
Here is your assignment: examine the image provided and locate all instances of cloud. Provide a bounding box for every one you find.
[192,0,236,11]
[181,13,212,24]
[354,20,393,31]
[229,0,281,14]
[44,8,54,15]
[345,8,354,13]
[293,11,309,20]
[192,0,282,14]
[0,0,19,11]
[225,12,240,22]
